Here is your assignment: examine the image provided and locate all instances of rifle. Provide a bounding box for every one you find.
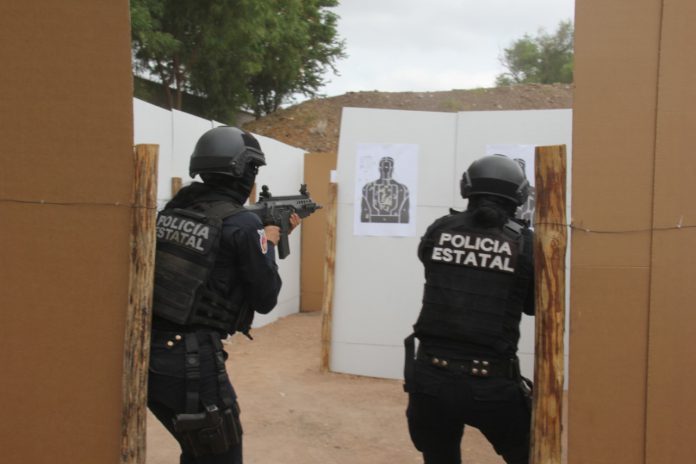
[246,184,322,259]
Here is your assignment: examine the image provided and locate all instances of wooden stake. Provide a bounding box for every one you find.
[121,144,159,464]
[320,182,338,373]
[171,176,182,197]
[530,145,567,464]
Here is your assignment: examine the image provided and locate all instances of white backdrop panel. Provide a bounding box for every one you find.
[332,108,458,378]
[336,108,458,207]
[454,109,573,210]
[332,107,573,381]
[457,109,573,383]
[171,109,214,184]
[133,99,174,208]
[252,134,305,327]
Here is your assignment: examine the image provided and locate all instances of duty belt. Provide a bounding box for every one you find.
[418,352,518,378]
[151,329,221,347]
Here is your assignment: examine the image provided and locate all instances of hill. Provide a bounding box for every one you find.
[243,83,573,153]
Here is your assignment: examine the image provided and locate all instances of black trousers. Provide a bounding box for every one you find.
[405,360,530,464]
[148,330,242,464]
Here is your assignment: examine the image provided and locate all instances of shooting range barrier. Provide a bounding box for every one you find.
[3,0,696,463]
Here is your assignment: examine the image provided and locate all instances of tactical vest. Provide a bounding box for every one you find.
[152,202,245,332]
[413,213,533,355]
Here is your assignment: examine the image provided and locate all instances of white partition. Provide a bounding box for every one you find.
[333,107,459,379]
[171,109,215,186]
[331,107,572,380]
[133,99,175,208]
[133,99,305,328]
[252,134,305,327]
[456,109,573,379]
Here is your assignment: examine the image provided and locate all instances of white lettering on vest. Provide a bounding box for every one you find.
[431,230,519,273]
[157,213,210,252]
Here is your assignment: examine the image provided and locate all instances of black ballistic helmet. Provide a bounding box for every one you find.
[460,154,530,206]
[189,126,266,178]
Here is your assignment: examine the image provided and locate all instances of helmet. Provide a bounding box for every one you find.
[189,126,266,178]
[460,154,530,205]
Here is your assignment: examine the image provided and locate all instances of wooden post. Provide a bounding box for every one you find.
[530,145,567,464]
[121,144,159,464]
[171,176,182,197]
[320,182,338,372]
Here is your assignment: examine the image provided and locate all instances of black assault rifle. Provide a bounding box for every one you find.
[246,184,322,259]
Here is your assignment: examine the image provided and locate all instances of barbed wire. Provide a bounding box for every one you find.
[0,197,157,210]
[535,221,696,233]
[1,197,693,233]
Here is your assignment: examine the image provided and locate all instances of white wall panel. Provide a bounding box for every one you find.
[331,107,572,381]
[332,108,457,379]
[252,134,306,328]
[453,109,573,210]
[133,99,174,208]
[336,108,459,207]
[171,109,214,184]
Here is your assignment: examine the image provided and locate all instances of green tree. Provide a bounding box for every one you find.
[247,0,346,117]
[495,20,574,86]
[130,0,345,121]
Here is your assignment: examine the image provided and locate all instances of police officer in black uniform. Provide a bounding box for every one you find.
[404,154,534,464]
[147,126,300,464]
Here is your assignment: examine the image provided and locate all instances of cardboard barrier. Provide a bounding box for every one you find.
[570,0,696,462]
[0,2,134,463]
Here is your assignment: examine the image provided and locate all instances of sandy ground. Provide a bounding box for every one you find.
[147,312,562,464]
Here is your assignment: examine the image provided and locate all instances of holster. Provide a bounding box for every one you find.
[171,332,243,457]
[403,334,417,392]
[520,376,533,412]
[173,403,242,457]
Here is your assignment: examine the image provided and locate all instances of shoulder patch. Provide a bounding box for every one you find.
[257,228,268,254]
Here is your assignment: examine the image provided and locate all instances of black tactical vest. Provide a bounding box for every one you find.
[152,202,245,332]
[413,212,533,355]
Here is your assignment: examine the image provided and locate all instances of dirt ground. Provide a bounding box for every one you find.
[146,311,514,464]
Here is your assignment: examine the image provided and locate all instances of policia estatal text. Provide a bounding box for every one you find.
[404,154,535,464]
[148,126,299,464]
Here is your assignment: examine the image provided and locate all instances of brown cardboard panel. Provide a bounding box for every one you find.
[0,1,134,203]
[570,230,652,268]
[568,267,650,464]
[570,1,663,462]
[0,205,132,462]
[301,152,337,311]
[645,232,696,463]
[571,0,662,234]
[649,1,696,227]
[645,2,696,461]
[0,2,133,463]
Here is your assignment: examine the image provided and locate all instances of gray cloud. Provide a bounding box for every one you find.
[319,0,575,96]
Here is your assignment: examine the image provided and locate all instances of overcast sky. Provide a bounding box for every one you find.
[315,0,575,97]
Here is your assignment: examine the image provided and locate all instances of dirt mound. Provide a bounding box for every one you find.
[243,83,573,153]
